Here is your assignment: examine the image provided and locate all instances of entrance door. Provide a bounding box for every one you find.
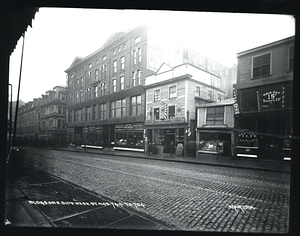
[166,133,175,153]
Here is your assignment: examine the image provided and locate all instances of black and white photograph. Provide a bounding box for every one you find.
[4,6,296,235]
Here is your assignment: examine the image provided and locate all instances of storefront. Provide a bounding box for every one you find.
[68,122,145,150]
[145,122,186,154]
[114,123,144,150]
[235,112,292,160]
[196,129,233,156]
[235,82,292,160]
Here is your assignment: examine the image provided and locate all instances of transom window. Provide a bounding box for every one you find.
[206,107,224,125]
[252,53,271,78]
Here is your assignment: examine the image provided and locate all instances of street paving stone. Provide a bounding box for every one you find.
[16,148,290,233]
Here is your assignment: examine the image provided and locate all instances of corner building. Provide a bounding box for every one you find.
[65,24,236,151]
[235,36,294,160]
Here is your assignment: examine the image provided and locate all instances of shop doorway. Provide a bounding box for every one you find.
[166,132,175,153]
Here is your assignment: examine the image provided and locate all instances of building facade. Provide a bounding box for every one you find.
[38,86,67,147]
[65,24,236,151]
[16,86,67,147]
[235,36,294,160]
[145,63,225,156]
[196,98,235,157]
[16,99,40,146]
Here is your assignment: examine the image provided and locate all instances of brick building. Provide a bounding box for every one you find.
[16,86,67,147]
[64,24,236,151]
[38,86,67,147]
[235,36,294,160]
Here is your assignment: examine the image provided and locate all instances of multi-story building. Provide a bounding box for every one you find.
[145,63,226,156]
[38,86,67,147]
[64,24,236,151]
[235,36,294,160]
[196,98,236,157]
[16,98,40,146]
[16,86,67,147]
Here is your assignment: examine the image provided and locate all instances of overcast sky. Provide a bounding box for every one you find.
[9,8,295,103]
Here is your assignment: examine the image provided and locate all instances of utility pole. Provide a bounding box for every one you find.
[184,110,189,157]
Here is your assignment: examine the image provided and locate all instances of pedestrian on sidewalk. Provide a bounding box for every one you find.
[170,141,175,157]
[148,141,152,154]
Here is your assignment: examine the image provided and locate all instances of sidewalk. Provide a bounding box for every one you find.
[55,146,291,173]
[5,151,172,230]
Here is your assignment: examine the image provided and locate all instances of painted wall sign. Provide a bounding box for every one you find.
[261,89,282,110]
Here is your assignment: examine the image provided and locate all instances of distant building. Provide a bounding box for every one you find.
[16,86,67,147]
[145,63,226,156]
[235,36,294,160]
[16,98,41,146]
[196,98,236,157]
[64,24,236,151]
[38,86,67,147]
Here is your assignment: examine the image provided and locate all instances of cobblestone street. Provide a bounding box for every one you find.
[16,148,289,233]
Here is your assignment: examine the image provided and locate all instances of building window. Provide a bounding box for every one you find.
[131,95,142,116]
[86,88,91,100]
[111,99,126,118]
[168,105,175,119]
[154,107,160,120]
[77,79,80,89]
[133,50,137,64]
[100,83,106,96]
[89,63,92,68]
[92,105,97,120]
[80,91,83,102]
[58,106,62,114]
[112,79,117,92]
[103,55,106,61]
[94,85,98,98]
[99,103,106,120]
[289,46,294,71]
[81,77,84,87]
[120,76,124,90]
[121,56,125,70]
[138,47,142,63]
[113,60,117,73]
[86,107,91,121]
[208,90,212,101]
[135,36,141,43]
[76,92,79,103]
[132,70,141,86]
[75,109,83,122]
[195,86,200,97]
[169,86,177,98]
[217,93,222,101]
[95,69,99,80]
[154,89,160,101]
[206,107,224,125]
[252,52,271,78]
